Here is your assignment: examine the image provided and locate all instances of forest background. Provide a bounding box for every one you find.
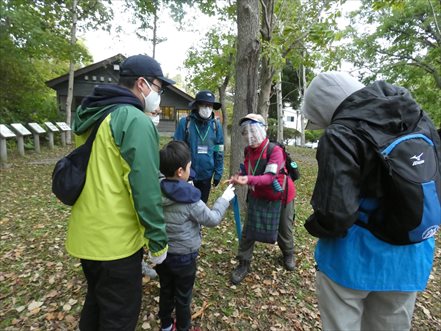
[1,0,440,132]
[2,0,440,183]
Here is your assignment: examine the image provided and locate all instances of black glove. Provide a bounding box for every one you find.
[213,178,220,187]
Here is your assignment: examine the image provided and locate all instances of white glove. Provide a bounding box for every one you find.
[221,184,236,202]
[141,260,158,278]
[149,251,167,265]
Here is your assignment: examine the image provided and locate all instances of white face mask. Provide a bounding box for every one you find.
[141,79,161,113]
[198,106,213,119]
[150,114,160,126]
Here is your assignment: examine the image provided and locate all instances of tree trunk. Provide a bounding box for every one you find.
[152,6,158,59]
[256,0,275,120]
[231,0,260,206]
[276,71,283,142]
[220,51,234,155]
[218,74,230,154]
[257,57,274,119]
[300,63,306,145]
[65,0,78,145]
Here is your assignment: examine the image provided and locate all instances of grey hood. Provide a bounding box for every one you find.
[302,71,365,130]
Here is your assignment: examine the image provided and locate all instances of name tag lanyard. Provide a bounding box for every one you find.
[195,124,210,143]
[247,140,269,175]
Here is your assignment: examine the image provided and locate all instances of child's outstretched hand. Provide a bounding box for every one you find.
[221,184,236,202]
[141,260,158,279]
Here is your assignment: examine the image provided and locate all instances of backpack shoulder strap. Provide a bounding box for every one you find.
[266,142,276,161]
[266,141,290,202]
[184,116,191,143]
[85,105,117,147]
[213,118,218,133]
[186,116,219,142]
[266,141,288,163]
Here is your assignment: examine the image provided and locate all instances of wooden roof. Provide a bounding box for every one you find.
[45,54,126,88]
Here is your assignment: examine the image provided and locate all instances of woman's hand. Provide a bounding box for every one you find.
[227,174,248,186]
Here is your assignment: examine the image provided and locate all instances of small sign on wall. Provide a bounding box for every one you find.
[10,123,32,136]
[44,122,60,132]
[0,124,16,138]
[28,123,46,134]
[55,122,71,131]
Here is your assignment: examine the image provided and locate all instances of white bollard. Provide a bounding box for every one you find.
[0,137,8,163]
[28,123,46,154]
[0,124,16,164]
[10,123,31,157]
[56,122,72,147]
[44,122,59,149]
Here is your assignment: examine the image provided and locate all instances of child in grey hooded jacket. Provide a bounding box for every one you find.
[156,140,235,331]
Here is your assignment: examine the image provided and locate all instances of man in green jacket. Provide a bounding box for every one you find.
[66,54,174,330]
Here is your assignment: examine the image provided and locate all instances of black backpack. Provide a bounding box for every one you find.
[52,106,116,206]
[267,142,300,181]
[338,115,441,245]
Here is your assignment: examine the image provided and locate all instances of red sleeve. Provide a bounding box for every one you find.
[247,145,284,186]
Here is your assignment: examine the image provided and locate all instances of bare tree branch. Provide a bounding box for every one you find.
[428,0,441,38]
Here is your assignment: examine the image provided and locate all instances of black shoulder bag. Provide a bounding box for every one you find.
[52,106,116,206]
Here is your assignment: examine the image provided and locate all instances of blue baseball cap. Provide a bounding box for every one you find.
[119,55,175,86]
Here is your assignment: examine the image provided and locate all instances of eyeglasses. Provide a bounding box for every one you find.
[144,79,165,95]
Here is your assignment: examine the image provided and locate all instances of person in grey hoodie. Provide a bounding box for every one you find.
[156,140,235,331]
[302,71,440,331]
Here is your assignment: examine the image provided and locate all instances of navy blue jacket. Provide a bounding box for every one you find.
[174,111,224,182]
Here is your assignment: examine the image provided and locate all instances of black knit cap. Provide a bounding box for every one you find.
[189,90,222,110]
[119,55,175,86]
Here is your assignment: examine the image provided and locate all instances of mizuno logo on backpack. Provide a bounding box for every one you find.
[410,152,424,166]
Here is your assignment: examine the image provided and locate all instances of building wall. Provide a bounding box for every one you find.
[162,91,191,110]
[283,106,304,146]
[56,66,120,112]
[283,106,303,132]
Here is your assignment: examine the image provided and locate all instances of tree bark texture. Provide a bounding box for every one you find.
[231,0,260,206]
[257,0,275,120]
[65,0,78,145]
[219,73,231,154]
[257,56,274,120]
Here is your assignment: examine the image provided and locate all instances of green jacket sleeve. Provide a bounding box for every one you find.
[110,107,168,255]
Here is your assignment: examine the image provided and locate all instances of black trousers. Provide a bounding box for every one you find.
[155,260,197,331]
[193,179,211,203]
[79,249,143,331]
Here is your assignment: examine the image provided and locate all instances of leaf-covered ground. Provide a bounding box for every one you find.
[0,144,439,330]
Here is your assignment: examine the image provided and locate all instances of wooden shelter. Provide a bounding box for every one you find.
[45,54,194,134]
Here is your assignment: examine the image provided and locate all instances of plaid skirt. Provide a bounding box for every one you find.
[244,195,282,244]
